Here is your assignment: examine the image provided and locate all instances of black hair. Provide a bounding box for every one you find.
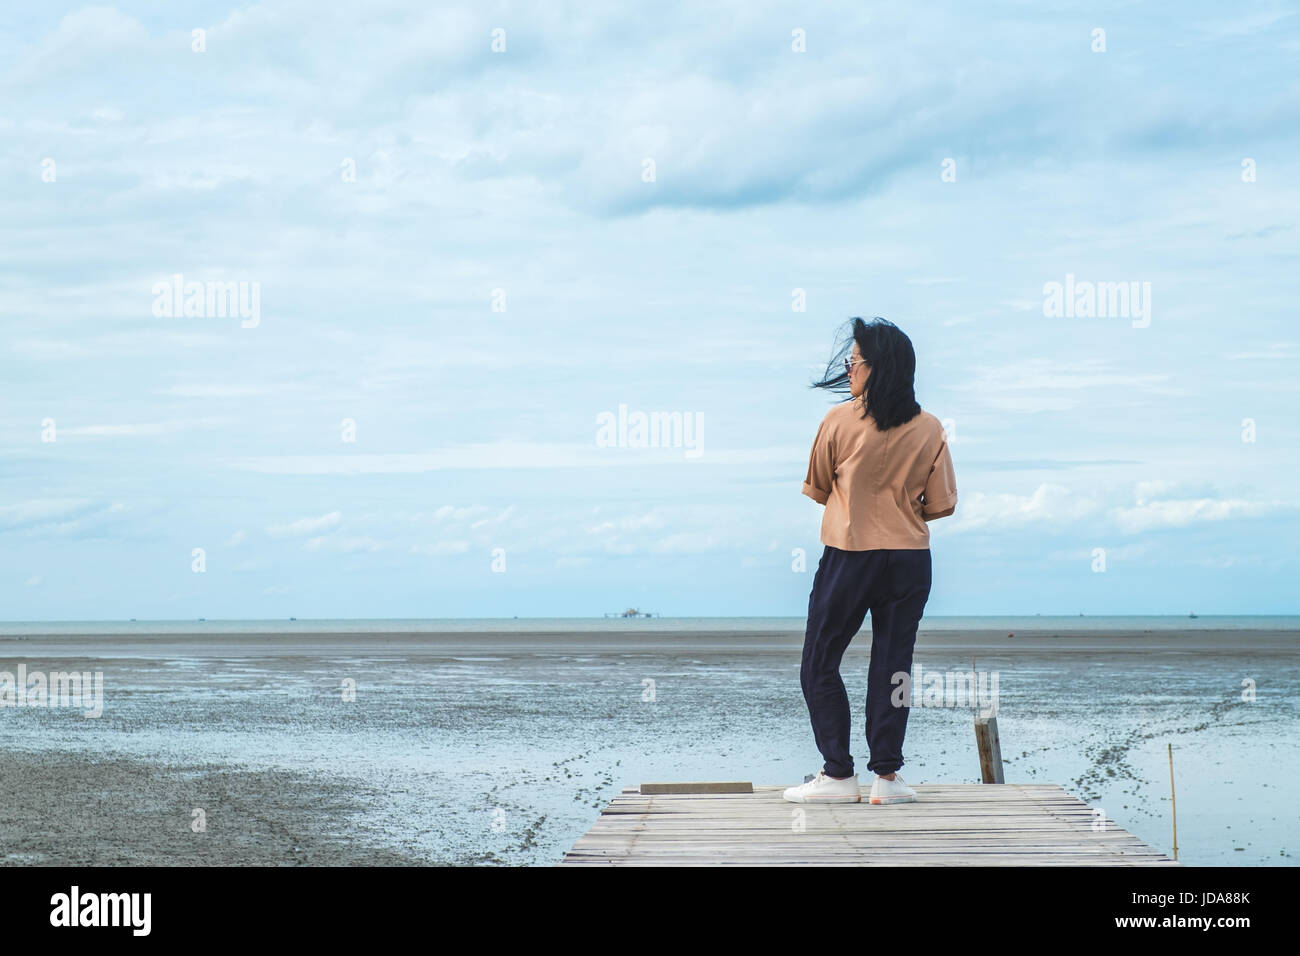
[809,316,922,430]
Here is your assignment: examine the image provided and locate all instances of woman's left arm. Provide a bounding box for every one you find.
[921,435,957,520]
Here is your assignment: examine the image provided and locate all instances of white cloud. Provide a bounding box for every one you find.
[8,6,151,86]
[948,359,1184,414]
[949,481,1291,536]
[964,359,1175,393]
[158,384,293,398]
[1111,497,1279,533]
[224,443,799,474]
[948,484,1098,532]
[1225,341,1295,360]
[0,499,125,536]
[9,338,92,359]
[1133,480,1181,504]
[266,512,342,536]
[59,418,233,437]
[304,534,385,553]
[410,540,470,555]
[586,512,666,535]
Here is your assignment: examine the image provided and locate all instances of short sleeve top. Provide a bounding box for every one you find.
[802,399,957,550]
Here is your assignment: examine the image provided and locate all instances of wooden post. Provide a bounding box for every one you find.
[975,713,1004,783]
[1168,743,1178,861]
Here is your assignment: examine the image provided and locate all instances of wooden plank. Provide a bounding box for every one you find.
[639,781,754,794]
[559,783,1178,867]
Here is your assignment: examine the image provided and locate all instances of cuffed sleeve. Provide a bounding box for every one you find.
[802,415,834,505]
[921,436,957,518]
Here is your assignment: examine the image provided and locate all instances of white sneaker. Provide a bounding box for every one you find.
[869,772,916,805]
[782,770,861,803]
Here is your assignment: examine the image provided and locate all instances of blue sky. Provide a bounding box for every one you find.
[2,1,1298,620]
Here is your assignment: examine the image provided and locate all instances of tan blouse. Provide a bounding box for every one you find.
[802,399,957,550]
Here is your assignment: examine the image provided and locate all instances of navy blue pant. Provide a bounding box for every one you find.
[800,546,932,778]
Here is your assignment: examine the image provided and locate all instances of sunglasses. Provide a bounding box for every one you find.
[843,358,868,375]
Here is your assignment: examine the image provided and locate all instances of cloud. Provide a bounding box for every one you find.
[967,459,1144,472]
[948,480,1293,537]
[1105,479,1294,533]
[6,6,152,87]
[0,499,124,536]
[1133,480,1181,504]
[9,338,93,360]
[57,418,233,437]
[1225,341,1295,360]
[224,443,799,474]
[304,534,385,553]
[410,540,470,555]
[1188,553,1263,569]
[266,512,342,536]
[947,483,1099,532]
[949,358,1185,413]
[1190,9,1297,38]
[586,512,666,536]
[157,384,296,398]
[961,359,1176,394]
[1110,497,1280,534]
[59,423,171,437]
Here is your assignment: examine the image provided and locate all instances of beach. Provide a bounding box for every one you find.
[1,622,1296,866]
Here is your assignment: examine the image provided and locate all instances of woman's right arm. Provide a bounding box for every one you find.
[801,416,834,505]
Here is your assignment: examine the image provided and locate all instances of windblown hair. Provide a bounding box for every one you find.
[809,316,922,430]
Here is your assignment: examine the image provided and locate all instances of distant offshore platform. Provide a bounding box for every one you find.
[603,607,659,618]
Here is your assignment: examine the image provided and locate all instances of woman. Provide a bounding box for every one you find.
[783,317,957,806]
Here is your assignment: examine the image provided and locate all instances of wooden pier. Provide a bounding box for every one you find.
[559,782,1179,866]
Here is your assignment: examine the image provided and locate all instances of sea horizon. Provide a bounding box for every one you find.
[2,614,1298,636]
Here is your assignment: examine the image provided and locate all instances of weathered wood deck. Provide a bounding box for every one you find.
[559,782,1180,866]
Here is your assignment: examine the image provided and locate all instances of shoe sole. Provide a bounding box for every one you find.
[869,795,916,804]
[783,794,862,803]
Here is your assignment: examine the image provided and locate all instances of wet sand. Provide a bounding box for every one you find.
[2,627,1295,657]
[2,628,1295,866]
[0,751,424,866]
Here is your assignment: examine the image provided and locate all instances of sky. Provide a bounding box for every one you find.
[2,1,1298,620]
